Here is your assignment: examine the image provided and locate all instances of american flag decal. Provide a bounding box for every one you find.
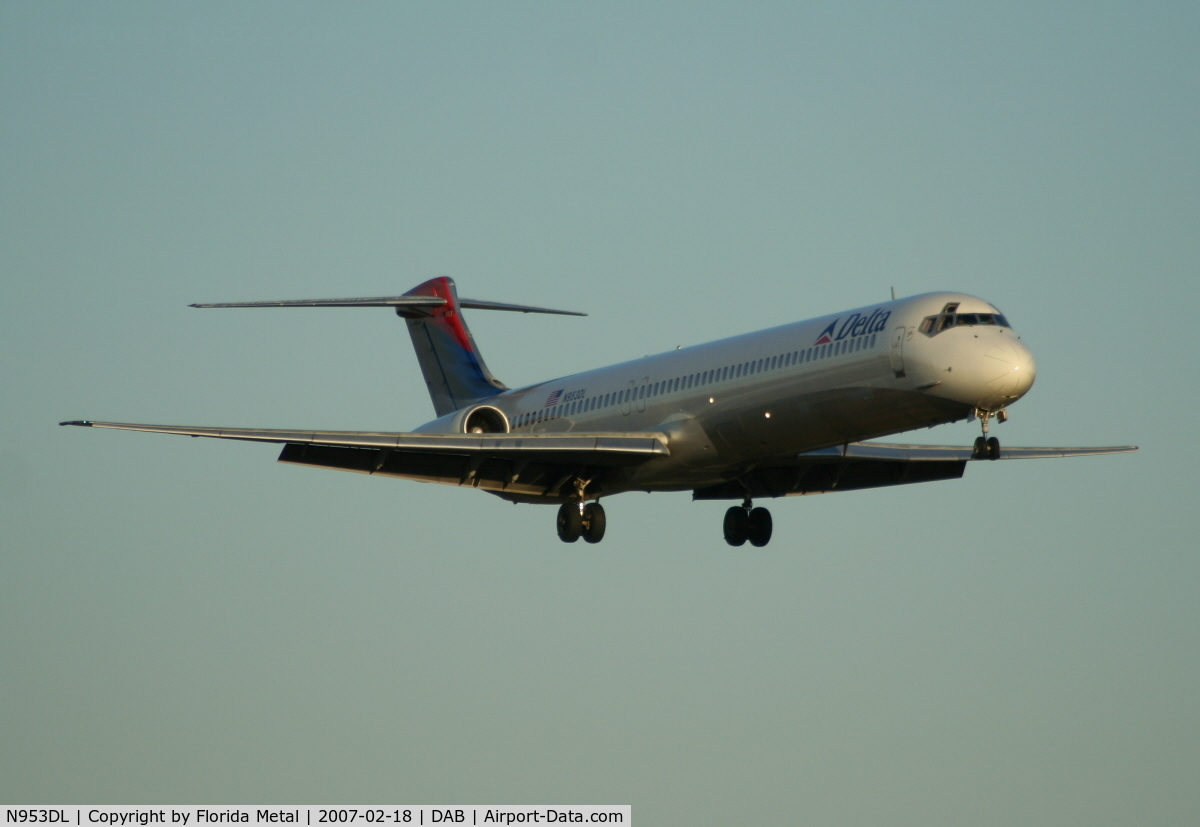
[544,389,563,407]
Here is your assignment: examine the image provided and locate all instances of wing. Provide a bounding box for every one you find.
[693,441,1137,500]
[59,420,667,501]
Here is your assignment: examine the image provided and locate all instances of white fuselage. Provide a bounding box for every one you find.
[417,292,1036,496]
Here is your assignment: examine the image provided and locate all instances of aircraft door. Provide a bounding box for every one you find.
[636,377,648,413]
[621,380,635,416]
[890,326,906,378]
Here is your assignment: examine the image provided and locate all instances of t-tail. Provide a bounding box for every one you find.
[190,276,584,417]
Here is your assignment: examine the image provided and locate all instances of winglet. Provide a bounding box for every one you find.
[60,420,92,426]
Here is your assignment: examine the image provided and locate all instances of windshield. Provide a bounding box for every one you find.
[919,303,1011,335]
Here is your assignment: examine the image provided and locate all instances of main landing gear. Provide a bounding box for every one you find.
[556,501,606,544]
[723,499,772,547]
[972,409,1001,460]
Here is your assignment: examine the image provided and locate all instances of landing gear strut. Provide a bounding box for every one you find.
[723,499,772,547]
[972,410,1001,460]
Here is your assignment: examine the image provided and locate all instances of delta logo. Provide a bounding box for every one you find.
[813,308,892,345]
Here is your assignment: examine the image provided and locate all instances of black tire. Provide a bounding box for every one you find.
[723,506,749,546]
[973,436,987,459]
[582,502,607,544]
[986,436,1000,460]
[747,507,773,547]
[557,503,582,543]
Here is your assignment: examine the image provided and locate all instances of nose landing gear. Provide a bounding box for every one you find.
[972,410,1001,460]
[723,499,772,547]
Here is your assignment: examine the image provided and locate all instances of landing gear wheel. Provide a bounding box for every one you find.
[986,436,1000,460]
[556,503,582,543]
[582,503,606,543]
[723,506,749,547]
[747,507,773,547]
[973,436,987,459]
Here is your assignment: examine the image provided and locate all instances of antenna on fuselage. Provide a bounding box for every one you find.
[890,286,896,301]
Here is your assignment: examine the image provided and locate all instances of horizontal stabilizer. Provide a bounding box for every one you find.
[190,295,585,316]
[798,442,1139,461]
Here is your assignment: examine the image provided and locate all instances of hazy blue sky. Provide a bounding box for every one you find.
[2,2,1197,823]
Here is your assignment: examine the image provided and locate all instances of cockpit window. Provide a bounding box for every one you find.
[920,305,1012,336]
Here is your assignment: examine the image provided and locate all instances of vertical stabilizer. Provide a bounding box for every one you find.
[398,277,506,416]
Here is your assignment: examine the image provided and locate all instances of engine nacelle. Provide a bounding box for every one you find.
[410,403,511,434]
[460,405,509,434]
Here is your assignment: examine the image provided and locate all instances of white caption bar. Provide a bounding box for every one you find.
[3,809,629,827]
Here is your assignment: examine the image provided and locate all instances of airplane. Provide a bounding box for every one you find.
[61,276,1135,546]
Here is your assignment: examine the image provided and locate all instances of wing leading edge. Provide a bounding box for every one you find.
[692,440,1137,501]
[58,420,667,463]
[802,442,1139,461]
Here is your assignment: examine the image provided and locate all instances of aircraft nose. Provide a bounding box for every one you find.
[984,337,1036,402]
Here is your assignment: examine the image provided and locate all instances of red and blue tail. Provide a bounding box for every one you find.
[398,277,509,416]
